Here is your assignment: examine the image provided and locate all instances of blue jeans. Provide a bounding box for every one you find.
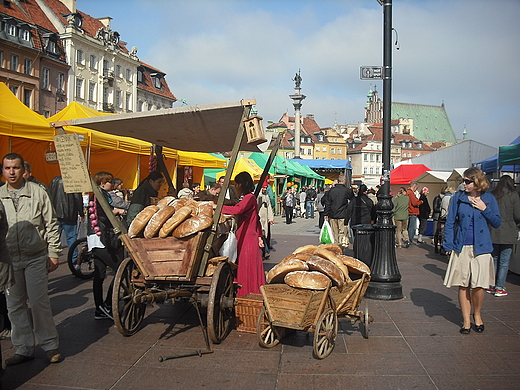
[59,220,78,262]
[492,244,513,289]
[408,215,418,243]
[305,201,315,218]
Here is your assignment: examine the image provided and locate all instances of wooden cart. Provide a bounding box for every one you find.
[257,272,372,359]
[53,99,282,358]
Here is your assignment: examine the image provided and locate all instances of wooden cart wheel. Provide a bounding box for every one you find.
[313,307,338,359]
[112,257,146,336]
[207,261,235,344]
[257,307,282,348]
[361,303,370,339]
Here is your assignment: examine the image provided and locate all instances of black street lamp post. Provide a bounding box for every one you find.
[365,0,403,300]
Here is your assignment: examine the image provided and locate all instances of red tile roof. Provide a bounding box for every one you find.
[138,62,176,100]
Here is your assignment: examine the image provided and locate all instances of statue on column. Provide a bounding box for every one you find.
[293,70,302,89]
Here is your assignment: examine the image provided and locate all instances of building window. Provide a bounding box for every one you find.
[376,154,381,162]
[0,51,3,67]
[58,72,65,91]
[363,167,368,174]
[331,148,335,154]
[76,50,84,65]
[364,154,368,161]
[137,69,143,83]
[89,54,96,69]
[407,153,411,158]
[7,24,16,37]
[9,86,18,96]
[370,167,374,174]
[402,152,406,157]
[323,146,327,152]
[116,65,121,77]
[21,29,31,41]
[103,60,109,77]
[316,146,320,152]
[416,153,420,157]
[10,54,18,72]
[370,154,374,162]
[152,76,161,89]
[126,68,131,81]
[88,82,96,101]
[138,100,143,112]
[75,78,83,99]
[125,92,131,110]
[115,90,122,108]
[337,147,341,155]
[23,89,31,107]
[42,68,50,90]
[24,59,32,75]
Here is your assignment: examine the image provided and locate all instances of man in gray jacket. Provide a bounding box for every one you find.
[0,153,62,366]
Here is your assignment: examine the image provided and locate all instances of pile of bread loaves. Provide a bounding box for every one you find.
[266,244,371,290]
[127,197,220,239]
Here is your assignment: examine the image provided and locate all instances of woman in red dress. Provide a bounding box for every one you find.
[221,172,265,297]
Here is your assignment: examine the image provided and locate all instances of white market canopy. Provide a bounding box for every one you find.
[51,99,264,154]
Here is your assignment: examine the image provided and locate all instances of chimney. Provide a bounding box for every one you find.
[98,17,112,29]
[306,114,314,120]
[60,0,76,13]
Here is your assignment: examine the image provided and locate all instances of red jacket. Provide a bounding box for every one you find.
[406,188,423,216]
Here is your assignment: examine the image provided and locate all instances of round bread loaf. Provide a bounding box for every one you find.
[293,244,319,255]
[313,248,351,282]
[318,243,342,256]
[266,259,309,284]
[143,205,176,238]
[196,201,214,217]
[284,271,331,290]
[279,253,314,264]
[128,205,159,238]
[173,214,213,238]
[338,255,371,275]
[158,206,192,238]
[156,196,175,209]
[306,255,345,288]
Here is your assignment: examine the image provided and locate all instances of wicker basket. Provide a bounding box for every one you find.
[235,293,264,334]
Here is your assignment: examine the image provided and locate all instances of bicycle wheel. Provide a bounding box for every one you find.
[67,237,95,279]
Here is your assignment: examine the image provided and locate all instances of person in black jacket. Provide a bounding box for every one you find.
[344,184,375,243]
[323,175,354,248]
[49,175,84,251]
[417,187,431,243]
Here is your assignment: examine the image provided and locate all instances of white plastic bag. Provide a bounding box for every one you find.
[219,231,238,263]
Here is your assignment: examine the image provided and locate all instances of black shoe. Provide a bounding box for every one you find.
[5,354,34,366]
[459,327,471,334]
[473,315,484,333]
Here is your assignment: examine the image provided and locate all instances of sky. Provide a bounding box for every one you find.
[78,0,520,148]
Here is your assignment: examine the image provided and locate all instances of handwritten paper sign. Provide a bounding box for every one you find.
[54,134,92,193]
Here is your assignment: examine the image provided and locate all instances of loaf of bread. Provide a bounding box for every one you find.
[196,201,214,217]
[158,206,192,238]
[172,198,189,211]
[284,271,331,290]
[306,255,345,288]
[143,205,176,238]
[279,253,314,264]
[173,215,213,238]
[313,248,351,282]
[128,205,159,238]
[156,196,175,209]
[338,255,371,276]
[318,243,342,256]
[293,245,319,255]
[266,259,309,284]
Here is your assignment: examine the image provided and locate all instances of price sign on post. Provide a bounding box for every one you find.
[54,133,92,193]
[360,66,383,80]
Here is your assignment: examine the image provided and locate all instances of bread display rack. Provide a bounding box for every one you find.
[52,99,280,360]
[257,250,372,359]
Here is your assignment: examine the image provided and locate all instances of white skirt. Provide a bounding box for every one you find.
[443,245,494,289]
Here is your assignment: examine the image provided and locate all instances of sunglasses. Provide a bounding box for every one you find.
[463,178,474,185]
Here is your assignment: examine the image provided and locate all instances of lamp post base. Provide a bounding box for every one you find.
[365,281,403,300]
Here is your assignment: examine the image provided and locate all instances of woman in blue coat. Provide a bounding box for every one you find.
[443,167,501,334]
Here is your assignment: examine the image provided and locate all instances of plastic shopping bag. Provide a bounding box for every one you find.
[219,231,238,263]
[320,220,334,244]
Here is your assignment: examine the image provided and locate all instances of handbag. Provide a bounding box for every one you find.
[320,220,335,244]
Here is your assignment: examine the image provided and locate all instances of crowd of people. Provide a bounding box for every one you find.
[0,151,517,371]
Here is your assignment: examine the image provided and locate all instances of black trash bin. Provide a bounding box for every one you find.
[352,224,375,268]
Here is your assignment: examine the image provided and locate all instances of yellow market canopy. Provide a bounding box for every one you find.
[216,158,264,181]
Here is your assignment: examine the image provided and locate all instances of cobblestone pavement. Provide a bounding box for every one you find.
[1,215,519,389]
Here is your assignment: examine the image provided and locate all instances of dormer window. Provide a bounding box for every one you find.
[137,66,144,84]
[7,23,16,37]
[21,29,31,41]
[150,73,162,89]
